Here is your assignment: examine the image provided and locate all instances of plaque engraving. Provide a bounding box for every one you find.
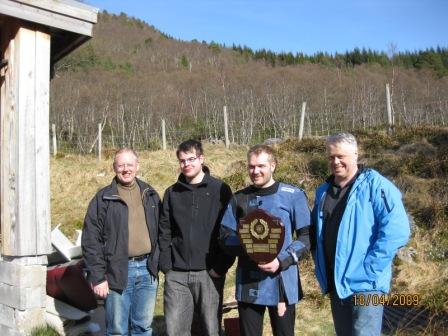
[238,208,285,264]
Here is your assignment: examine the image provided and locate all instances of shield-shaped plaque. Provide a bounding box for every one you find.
[238,208,285,264]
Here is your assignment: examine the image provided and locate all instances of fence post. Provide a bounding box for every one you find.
[51,124,57,157]
[98,123,102,161]
[386,83,394,133]
[298,102,307,141]
[223,105,230,149]
[161,119,167,150]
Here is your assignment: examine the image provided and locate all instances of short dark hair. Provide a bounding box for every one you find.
[176,139,204,158]
[247,144,277,164]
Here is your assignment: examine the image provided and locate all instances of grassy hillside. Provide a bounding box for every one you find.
[51,127,447,335]
[50,12,448,153]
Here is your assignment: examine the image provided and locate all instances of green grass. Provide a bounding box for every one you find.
[30,325,60,336]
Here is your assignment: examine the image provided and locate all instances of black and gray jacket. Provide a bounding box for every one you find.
[158,167,234,275]
[81,177,161,291]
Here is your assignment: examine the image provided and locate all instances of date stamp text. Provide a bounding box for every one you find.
[353,293,420,306]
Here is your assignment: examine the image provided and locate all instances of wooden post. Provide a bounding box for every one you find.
[161,119,167,150]
[52,123,57,157]
[386,83,393,133]
[298,102,307,141]
[1,25,51,257]
[0,3,98,335]
[98,123,102,161]
[223,105,229,149]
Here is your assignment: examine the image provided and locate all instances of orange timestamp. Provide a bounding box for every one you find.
[353,293,420,306]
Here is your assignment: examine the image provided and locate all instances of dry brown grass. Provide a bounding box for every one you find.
[50,137,447,335]
[50,143,248,238]
[50,143,335,335]
[395,228,448,312]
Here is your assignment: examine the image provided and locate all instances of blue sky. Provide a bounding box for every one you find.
[85,0,448,55]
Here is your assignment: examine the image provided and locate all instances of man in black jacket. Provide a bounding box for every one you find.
[159,139,234,336]
[82,148,160,336]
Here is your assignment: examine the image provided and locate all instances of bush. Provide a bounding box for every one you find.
[371,156,403,177]
[222,160,248,190]
[308,156,329,179]
[355,129,400,152]
[280,137,326,154]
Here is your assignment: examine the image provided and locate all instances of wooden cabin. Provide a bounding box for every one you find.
[0,1,97,334]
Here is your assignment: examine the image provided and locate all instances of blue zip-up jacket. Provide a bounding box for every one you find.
[312,168,410,299]
[220,182,310,306]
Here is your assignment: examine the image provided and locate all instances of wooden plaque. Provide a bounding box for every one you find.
[238,208,285,264]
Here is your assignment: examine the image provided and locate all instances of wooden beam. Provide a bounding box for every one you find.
[1,23,51,256]
[0,19,18,255]
[14,0,98,24]
[51,34,90,64]
[16,25,38,255]
[34,30,51,255]
[0,0,96,36]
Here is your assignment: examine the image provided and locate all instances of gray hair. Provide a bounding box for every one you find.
[113,147,139,164]
[326,133,358,150]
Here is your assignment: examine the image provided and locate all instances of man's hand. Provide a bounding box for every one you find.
[277,302,286,317]
[208,269,222,278]
[258,258,280,273]
[92,280,109,298]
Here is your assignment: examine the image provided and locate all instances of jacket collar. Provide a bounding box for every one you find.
[325,164,365,185]
[176,166,211,190]
[247,181,280,196]
[104,177,152,198]
[323,166,371,196]
[319,167,371,213]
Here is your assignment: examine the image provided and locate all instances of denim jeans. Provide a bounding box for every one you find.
[163,270,224,336]
[105,258,158,336]
[330,291,384,336]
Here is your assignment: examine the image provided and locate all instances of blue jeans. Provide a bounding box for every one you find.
[330,291,384,336]
[105,258,158,336]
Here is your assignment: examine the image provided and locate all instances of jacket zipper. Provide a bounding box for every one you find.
[381,189,391,213]
[102,194,127,257]
[316,190,327,290]
[103,194,122,201]
[141,187,157,249]
[322,171,369,293]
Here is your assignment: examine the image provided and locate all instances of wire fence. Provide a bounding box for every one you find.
[49,98,448,155]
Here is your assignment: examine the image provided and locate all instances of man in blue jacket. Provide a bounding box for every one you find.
[311,133,410,336]
[220,144,310,336]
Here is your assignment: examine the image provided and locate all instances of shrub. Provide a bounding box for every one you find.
[308,156,329,179]
[355,129,400,152]
[280,137,326,154]
[222,160,248,190]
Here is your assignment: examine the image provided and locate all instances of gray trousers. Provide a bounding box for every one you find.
[164,270,225,336]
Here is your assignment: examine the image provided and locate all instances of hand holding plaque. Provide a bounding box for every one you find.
[237,208,285,264]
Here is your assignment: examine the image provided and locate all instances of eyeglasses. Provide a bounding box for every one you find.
[115,163,135,170]
[178,156,199,166]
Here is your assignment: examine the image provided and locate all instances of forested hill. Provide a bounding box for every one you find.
[51,11,448,152]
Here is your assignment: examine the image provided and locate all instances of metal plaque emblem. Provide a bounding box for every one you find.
[238,208,285,264]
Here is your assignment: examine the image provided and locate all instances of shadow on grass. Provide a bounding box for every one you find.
[152,315,166,335]
[383,305,448,336]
